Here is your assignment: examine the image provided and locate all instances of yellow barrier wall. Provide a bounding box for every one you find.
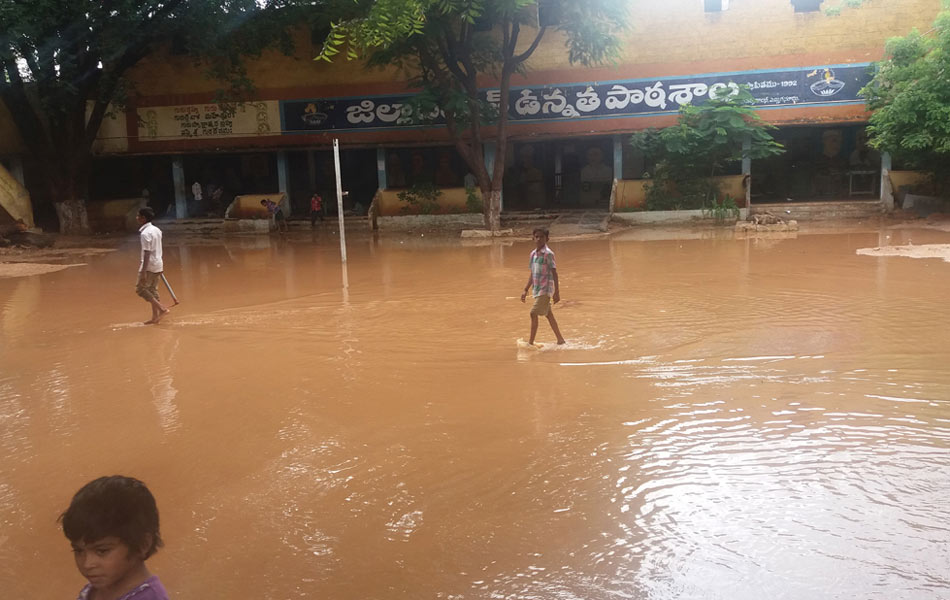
[0,163,34,228]
[377,187,481,216]
[86,198,146,232]
[889,170,932,194]
[614,175,746,211]
[225,193,288,219]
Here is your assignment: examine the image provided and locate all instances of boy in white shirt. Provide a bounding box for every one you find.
[135,207,169,325]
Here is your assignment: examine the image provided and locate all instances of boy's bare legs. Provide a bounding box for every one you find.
[529,314,540,345]
[144,298,169,324]
[546,311,566,345]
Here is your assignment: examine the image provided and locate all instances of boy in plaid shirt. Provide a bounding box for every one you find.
[520,228,566,346]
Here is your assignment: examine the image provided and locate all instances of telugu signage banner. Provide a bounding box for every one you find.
[137,101,281,142]
[281,64,872,133]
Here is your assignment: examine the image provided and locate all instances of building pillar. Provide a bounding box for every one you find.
[612,135,623,180]
[277,150,290,214]
[484,142,502,212]
[172,156,186,219]
[377,147,387,190]
[881,151,893,209]
[8,156,25,186]
[741,133,752,216]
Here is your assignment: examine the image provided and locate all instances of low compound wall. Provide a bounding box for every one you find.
[613,175,746,212]
[376,187,482,217]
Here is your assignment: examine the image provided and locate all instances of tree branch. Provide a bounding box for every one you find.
[513,25,546,65]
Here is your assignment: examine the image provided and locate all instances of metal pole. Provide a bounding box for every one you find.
[333,139,348,267]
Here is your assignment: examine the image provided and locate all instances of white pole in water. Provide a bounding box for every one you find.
[333,139,348,268]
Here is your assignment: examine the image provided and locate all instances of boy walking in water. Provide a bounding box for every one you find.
[135,208,169,325]
[261,198,288,233]
[521,228,566,345]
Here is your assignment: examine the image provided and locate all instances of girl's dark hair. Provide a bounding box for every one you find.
[532,227,550,238]
[59,476,163,559]
[138,207,155,222]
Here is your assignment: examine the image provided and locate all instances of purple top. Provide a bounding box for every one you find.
[77,575,169,600]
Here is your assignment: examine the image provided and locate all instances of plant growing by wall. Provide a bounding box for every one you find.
[861,4,950,195]
[464,184,484,214]
[702,194,740,223]
[630,86,784,213]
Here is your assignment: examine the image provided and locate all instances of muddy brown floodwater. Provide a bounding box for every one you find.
[1,225,949,600]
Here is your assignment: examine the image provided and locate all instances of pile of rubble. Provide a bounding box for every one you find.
[735,212,799,233]
[0,220,54,248]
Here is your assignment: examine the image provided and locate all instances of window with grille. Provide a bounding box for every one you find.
[792,0,823,12]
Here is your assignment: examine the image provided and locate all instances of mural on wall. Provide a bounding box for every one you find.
[137,101,280,141]
[280,64,872,133]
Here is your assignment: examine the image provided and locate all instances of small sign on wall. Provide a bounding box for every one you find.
[137,101,281,142]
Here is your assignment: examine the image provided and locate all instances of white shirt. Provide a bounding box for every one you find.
[139,222,164,273]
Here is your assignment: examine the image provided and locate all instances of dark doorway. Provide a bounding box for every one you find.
[752,125,879,203]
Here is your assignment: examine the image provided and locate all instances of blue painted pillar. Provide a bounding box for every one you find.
[377,147,387,190]
[172,156,186,219]
[277,150,290,214]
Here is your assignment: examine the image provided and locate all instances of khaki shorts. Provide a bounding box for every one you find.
[136,271,161,303]
[530,294,552,317]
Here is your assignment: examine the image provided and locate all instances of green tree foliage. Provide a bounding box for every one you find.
[317,0,629,230]
[0,0,301,233]
[861,4,950,192]
[630,87,784,212]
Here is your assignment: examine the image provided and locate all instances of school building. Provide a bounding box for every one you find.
[0,0,944,230]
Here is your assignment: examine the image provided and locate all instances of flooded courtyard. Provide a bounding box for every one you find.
[1,225,949,599]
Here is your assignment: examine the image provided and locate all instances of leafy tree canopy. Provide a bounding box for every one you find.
[0,0,310,232]
[316,0,629,229]
[861,4,950,181]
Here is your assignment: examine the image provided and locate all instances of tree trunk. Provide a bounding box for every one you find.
[47,153,93,235]
[54,199,91,235]
[486,189,502,232]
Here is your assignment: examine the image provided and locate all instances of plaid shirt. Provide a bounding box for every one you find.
[529,246,557,297]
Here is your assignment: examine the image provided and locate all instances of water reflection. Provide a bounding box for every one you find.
[0,227,948,599]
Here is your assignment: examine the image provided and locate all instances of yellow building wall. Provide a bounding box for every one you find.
[1,0,944,153]
[122,0,943,98]
[527,0,942,74]
[91,105,130,155]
